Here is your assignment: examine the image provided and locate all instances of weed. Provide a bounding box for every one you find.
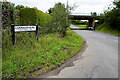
[2,29,84,78]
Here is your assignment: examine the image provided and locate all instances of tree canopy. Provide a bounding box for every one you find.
[47,2,70,37]
[98,1,120,31]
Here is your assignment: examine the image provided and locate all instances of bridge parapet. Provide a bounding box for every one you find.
[70,13,101,16]
[69,15,99,20]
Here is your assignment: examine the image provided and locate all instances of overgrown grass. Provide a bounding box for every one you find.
[2,29,84,78]
[96,26,120,36]
[0,56,2,79]
[0,31,2,79]
[73,24,88,29]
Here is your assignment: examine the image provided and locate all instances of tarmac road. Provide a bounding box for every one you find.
[49,25,118,78]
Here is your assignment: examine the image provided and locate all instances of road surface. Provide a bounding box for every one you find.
[49,25,118,78]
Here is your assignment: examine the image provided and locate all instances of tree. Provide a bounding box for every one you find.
[48,8,54,14]
[98,1,120,31]
[105,1,120,30]
[91,12,97,16]
[114,1,120,8]
[15,5,24,10]
[48,2,70,37]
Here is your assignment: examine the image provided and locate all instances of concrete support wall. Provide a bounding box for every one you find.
[88,18,95,30]
[0,2,2,79]
[88,19,93,27]
[92,18,95,30]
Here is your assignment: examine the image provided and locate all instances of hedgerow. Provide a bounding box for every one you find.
[20,8,52,27]
[20,8,36,25]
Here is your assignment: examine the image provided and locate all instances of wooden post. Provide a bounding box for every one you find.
[36,24,38,40]
[11,24,15,45]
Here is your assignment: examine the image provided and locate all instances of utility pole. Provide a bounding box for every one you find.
[67,0,68,13]
[66,0,68,27]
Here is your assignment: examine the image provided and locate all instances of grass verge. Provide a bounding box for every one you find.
[2,29,84,78]
[73,24,88,29]
[96,27,120,36]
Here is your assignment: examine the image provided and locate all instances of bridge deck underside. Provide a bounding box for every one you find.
[69,15,99,20]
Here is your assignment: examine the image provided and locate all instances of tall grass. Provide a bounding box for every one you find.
[2,29,84,78]
[96,26,120,36]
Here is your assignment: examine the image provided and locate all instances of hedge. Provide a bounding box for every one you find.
[20,8,52,27]
[36,9,52,27]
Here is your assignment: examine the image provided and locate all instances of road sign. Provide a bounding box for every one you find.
[15,26,36,32]
[11,24,38,45]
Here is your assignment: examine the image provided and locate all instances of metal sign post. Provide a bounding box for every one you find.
[11,24,38,45]
[11,24,15,45]
[36,24,38,40]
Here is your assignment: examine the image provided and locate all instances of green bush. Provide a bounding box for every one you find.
[36,9,52,27]
[20,8,52,27]
[20,8,37,25]
[49,2,69,37]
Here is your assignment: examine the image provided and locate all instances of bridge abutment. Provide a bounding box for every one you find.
[92,18,95,30]
[88,19,92,27]
[88,18,95,30]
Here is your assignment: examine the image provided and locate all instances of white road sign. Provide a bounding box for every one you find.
[15,26,36,32]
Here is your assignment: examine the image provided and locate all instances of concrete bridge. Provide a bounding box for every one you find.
[69,13,100,30]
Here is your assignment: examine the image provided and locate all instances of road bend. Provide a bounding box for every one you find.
[49,25,118,78]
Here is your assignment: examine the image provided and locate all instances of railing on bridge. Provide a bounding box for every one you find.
[70,13,101,16]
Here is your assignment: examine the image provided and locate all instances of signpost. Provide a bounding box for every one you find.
[11,24,38,45]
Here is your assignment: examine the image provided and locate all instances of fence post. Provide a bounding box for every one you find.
[36,24,38,40]
[11,24,15,45]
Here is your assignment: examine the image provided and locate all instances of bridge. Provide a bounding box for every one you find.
[69,13,100,30]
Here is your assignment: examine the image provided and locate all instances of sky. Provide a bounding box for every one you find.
[7,0,114,14]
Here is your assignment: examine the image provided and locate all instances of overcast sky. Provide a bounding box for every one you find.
[8,0,114,14]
